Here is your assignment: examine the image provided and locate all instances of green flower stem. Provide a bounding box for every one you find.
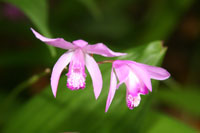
[0,68,51,115]
[97,60,114,64]
[40,27,57,58]
[47,45,56,57]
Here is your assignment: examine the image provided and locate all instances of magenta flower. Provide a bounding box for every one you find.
[106,60,170,112]
[31,28,126,99]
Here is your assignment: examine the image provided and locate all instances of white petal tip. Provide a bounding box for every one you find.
[121,53,127,56]
[52,91,57,98]
[94,93,100,100]
[159,72,171,80]
[30,28,41,39]
[165,73,171,79]
[105,104,111,112]
[111,52,127,57]
[30,28,36,34]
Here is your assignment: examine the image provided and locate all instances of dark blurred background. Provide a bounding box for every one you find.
[0,0,200,132]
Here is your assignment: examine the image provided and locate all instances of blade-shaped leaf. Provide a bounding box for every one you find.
[148,113,196,133]
[3,0,56,57]
[156,86,200,117]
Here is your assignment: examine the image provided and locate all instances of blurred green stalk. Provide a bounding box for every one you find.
[0,68,51,116]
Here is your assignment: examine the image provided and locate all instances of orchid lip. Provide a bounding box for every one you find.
[127,94,135,110]
[66,49,86,90]
[126,93,141,110]
[66,71,86,90]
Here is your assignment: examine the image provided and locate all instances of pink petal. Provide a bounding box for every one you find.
[136,63,170,80]
[85,43,127,57]
[113,61,130,88]
[85,54,103,99]
[51,51,73,97]
[31,28,74,50]
[105,68,117,112]
[128,61,152,92]
[73,40,88,48]
[124,70,142,96]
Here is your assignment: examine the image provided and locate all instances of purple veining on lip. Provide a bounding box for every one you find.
[126,93,141,110]
[66,49,86,90]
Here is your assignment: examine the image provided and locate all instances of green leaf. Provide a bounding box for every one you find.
[156,86,200,117]
[0,46,52,67]
[148,113,197,133]
[3,0,56,57]
[135,0,195,44]
[78,0,102,20]
[2,41,168,133]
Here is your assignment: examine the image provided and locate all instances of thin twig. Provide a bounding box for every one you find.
[97,60,114,64]
[0,68,51,115]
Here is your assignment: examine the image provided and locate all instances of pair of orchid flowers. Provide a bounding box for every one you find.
[31,28,170,112]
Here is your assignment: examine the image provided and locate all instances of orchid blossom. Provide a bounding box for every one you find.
[105,60,170,112]
[31,28,126,99]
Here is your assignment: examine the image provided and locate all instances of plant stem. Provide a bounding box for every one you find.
[0,68,51,115]
[97,60,114,64]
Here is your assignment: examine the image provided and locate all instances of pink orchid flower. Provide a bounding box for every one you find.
[31,28,126,99]
[106,60,170,112]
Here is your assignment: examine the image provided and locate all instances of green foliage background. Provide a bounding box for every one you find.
[0,0,199,132]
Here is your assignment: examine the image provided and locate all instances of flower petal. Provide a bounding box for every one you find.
[85,54,103,99]
[113,61,130,89]
[136,63,170,80]
[85,43,127,57]
[128,61,152,92]
[105,68,117,112]
[51,51,73,97]
[73,40,88,48]
[31,28,74,50]
[125,70,142,96]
